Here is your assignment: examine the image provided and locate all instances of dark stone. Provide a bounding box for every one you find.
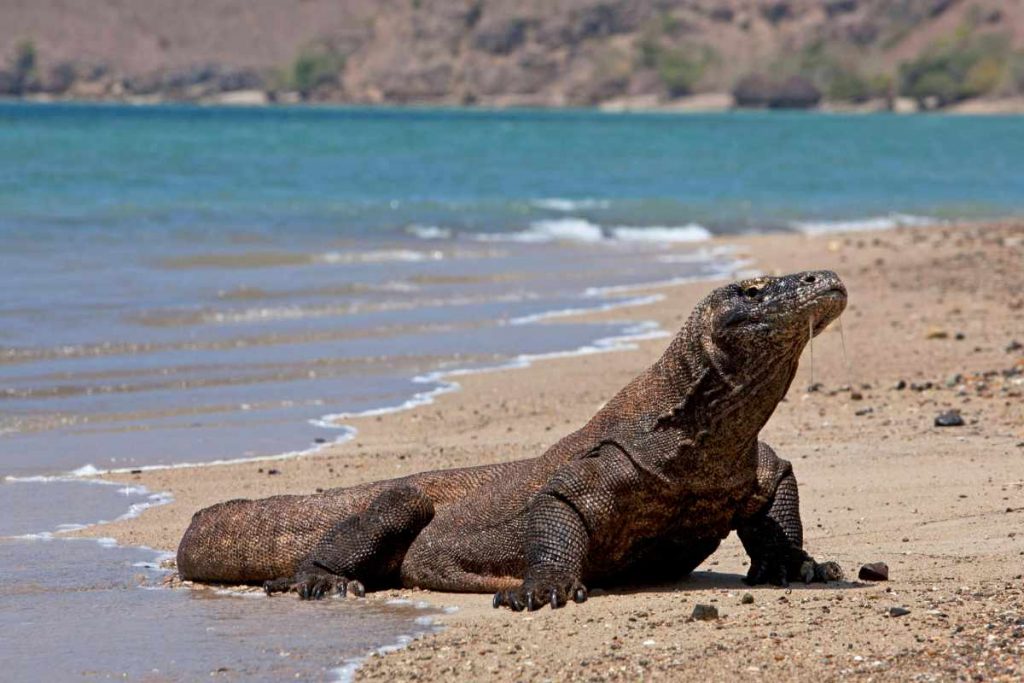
[314,437,327,444]
[772,76,822,108]
[807,382,824,393]
[733,73,775,107]
[733,73,820,109]
[894,379,907,390]
[889,606,911,617]
[858,562,889,581]
[934,410,964,427]
[1007,340,1023,353]
[267,468,281,475]
[740,593,754,604]
[691,604,719,621]
[854,407,873,416]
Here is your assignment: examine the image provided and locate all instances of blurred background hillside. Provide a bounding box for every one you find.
[2,0,1023,110]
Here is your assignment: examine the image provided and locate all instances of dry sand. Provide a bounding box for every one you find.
[78,221,1023,681]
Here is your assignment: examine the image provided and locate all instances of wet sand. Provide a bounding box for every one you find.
[79,221,1023,681]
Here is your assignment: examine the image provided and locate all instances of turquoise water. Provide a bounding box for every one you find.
[1,103,1022,679]
[3,103,1022,239]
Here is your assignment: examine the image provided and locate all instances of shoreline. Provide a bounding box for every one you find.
[7,94,1024,115]
[71,220,1022,680]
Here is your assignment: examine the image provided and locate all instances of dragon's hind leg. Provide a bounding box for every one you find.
[265,484,435,600]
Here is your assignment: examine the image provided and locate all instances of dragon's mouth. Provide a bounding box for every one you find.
[810,287,847,336]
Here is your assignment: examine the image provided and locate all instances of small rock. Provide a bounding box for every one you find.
[944,373,962,387]
[691,604,719,621]
[894,379,907,390]
[910,381,933,391]
[934,410,964,427]
[807,382,824,393]
[954,332,965,340]
[741,593,754,605]
[313,437,327,444]
[858,562,889,581]
[889,606,911,617]
[1007,340,1023,353]
[130,469,143,474]
[926,328,949,339]
[850,391,864,400]
[267,468,281,475]
[855,407,874,416]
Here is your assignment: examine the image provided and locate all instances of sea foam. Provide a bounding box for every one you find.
[791,213,938,235]
[475,218,712,244]
[531,198,611,212]
[611,224,712,243]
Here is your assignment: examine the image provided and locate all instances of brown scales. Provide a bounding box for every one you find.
[177,270,847,610]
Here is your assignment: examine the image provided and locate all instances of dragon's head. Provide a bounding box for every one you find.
[699,270,847,369]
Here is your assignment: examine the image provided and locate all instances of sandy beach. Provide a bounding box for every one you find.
[77,221,1023,681]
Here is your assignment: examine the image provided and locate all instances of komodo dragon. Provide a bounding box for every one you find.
[178,270,847,611]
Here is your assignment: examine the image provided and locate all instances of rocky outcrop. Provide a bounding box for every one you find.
[732,73,822,108]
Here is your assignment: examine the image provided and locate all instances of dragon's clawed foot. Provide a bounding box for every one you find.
[263,571,365,600]
[492,575,587,612]
[800,559,844,583]
[744,552,844,587]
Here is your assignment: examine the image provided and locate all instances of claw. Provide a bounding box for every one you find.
[508,594,524,612]
[338,581,348,597]
[492,593,502,609]
[573,587,587,604]
[816,561,844,582]
[526,592,536,611]
[350,580,365,597]
[549,588,561,609]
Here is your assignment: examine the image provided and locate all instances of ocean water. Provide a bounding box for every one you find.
[1,103,1023,679]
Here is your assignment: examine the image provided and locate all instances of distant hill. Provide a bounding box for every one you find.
[2,0,1022,109]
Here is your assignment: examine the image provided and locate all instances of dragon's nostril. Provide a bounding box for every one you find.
[802,274,817,284]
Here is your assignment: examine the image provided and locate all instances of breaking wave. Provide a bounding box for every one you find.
[473,218,711,244]
[791,213,939,235]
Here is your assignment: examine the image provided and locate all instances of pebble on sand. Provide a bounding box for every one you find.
[741,593,754,605]
[889,606,911,617]
[691,604,719,621]
[858,562,889,581]
[934,410,965,427]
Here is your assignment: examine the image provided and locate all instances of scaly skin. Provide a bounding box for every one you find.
[177,270,847,610]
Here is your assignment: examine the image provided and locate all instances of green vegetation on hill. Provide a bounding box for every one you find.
[271,44,346,97]
[900,32,1013,108]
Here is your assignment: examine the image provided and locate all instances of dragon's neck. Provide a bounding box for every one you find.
[653,322,802,452]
